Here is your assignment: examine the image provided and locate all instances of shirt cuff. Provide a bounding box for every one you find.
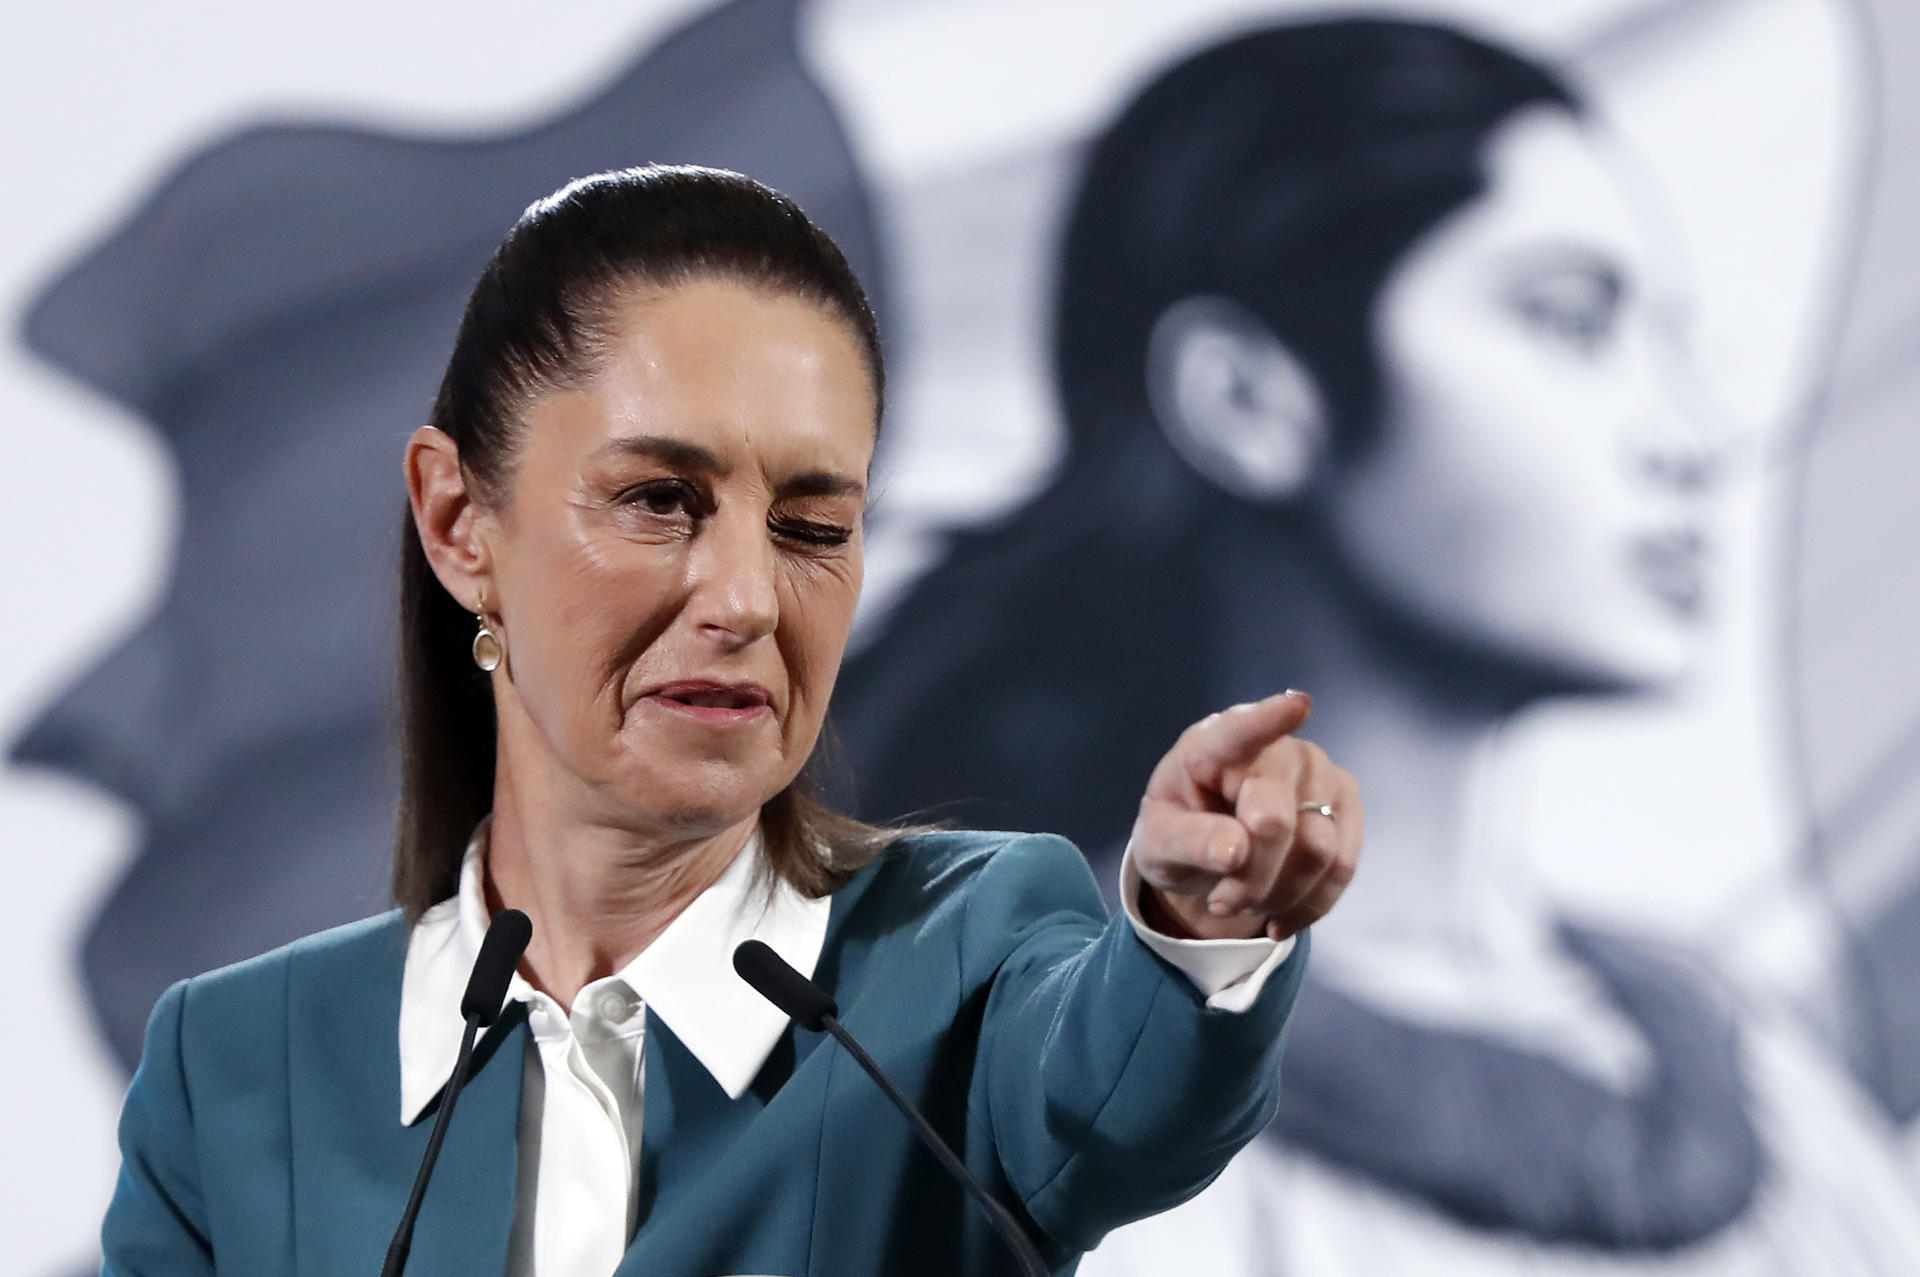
[1119,844,1297,1013]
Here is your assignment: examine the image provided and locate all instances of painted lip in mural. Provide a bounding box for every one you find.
[1630,526,1707,617]
[642,679,775,725]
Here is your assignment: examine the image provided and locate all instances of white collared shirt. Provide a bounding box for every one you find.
[398,830,1294,1276]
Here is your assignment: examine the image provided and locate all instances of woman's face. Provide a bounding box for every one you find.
[1322,105,1710,691]
[480,278,875,839]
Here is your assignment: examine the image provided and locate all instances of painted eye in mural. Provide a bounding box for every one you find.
[1508,262,1624,356]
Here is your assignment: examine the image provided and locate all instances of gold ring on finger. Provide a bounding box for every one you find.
[1298,801,1336,821]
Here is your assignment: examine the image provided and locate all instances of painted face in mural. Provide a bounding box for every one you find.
[1324,105,1710,689]
[1151,104,1710,693]
[440,279,875,838]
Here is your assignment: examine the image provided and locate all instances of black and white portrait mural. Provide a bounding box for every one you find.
[5,0,1917,1271]
[838,14,1919,1271]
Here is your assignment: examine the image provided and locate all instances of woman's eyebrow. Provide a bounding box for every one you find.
[596,434,728,473]
[597,437,864,499]
[1499,241,1627,291]
[780,471,866,499]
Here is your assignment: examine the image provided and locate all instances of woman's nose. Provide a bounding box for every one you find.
[1630,332,1737,496]
[687,511,779,646]
[1634,431,1720,494]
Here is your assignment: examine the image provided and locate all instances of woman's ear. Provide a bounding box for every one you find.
[405,425,494,610]
[1145,295,1329,501]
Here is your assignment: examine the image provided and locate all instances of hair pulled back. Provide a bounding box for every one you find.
[395,165,890,914]
[1056,18,1578,469]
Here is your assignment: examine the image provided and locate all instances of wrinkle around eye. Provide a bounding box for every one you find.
[779,550,858,592]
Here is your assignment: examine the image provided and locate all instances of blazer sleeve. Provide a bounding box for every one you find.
[961,833,1308,1253]
[101,980,216,1277]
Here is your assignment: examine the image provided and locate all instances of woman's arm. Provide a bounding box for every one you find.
[962,832,1309,1253]
[968,692,1356,1252]
[101,981,216,1277]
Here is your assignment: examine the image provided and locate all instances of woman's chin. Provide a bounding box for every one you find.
[603,759,787,840]
[1527,629,1693,698]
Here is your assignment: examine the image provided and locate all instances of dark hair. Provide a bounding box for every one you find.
[837,19,1583,847]
[395,164,897,915]
[1057,18,1578,468]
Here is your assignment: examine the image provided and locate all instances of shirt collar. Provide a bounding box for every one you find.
[398,821,832,1122]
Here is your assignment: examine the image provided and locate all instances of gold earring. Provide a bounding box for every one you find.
[472,607,503,672]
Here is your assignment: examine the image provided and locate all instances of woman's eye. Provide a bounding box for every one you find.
[1509,266,1623,357]
[1520,296,1615,352]
[771,517,855,548]
[618,479,702,518]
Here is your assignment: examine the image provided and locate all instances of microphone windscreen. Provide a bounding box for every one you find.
[733,939,838,1030]
[462,908,533,1025]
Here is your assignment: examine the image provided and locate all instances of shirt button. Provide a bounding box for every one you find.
[595,988,633,1022]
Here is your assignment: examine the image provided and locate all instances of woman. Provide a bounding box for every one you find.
[98,166,1360,1276]
[835,18,1920,1275]
[13,0,890,1075]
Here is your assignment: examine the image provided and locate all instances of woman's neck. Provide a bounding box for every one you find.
[1207,537,1533,950]
[482,740,755,1013]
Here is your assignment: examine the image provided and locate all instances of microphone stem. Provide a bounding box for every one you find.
[382,1014,482,1277]
[820,1014,1051,1277]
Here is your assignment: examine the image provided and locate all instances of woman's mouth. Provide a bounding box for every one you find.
[643,680,774,725]
[1630,527,1707,618]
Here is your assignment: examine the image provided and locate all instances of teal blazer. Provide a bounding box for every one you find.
[102,831,1307,1275]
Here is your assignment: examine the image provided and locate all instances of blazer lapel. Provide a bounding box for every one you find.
[287,921,525,1275]
[398,1010,528,1273]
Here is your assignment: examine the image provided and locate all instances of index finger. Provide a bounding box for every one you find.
[1148,690,1313,803]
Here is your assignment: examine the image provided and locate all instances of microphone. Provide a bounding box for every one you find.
[732,940,1050,1277]
[461,908,533,1025]
[382,908,533,1277]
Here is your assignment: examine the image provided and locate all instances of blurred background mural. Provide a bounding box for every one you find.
[5,0,1917,1271]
